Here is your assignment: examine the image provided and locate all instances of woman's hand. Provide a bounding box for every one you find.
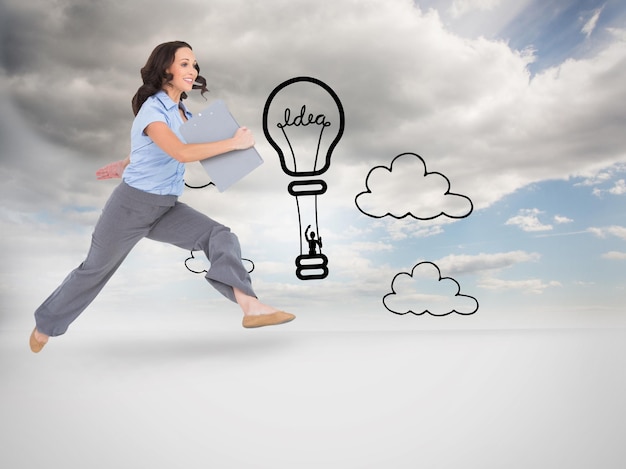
[231,127,255,151]
[96,156,129,180]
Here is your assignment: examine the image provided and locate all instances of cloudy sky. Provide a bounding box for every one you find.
[1,0,625,332]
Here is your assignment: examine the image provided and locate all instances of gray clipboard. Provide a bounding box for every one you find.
[180,100,263,192]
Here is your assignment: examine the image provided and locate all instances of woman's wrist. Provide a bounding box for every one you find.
[228,137,240,152]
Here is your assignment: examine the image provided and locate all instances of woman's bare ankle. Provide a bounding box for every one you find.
[240,299,278,316]
[233,288,278,316]
[34,328,49,343]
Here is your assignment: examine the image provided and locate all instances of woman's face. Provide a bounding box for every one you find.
[165,47,198,95]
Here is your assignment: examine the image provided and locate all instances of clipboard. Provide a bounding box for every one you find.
[180,100,263,192]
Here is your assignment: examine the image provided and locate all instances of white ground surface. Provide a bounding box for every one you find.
[2,326,625,468]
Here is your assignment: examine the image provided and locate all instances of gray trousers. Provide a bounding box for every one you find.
[34,181,256,336]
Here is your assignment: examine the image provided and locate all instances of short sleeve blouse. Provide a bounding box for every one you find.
[123,90,192,196]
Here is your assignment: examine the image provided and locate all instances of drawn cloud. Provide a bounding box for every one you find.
[355,153,473,220]
[184,252,255,275]
[184,251,210,274]
[383,261,479,316]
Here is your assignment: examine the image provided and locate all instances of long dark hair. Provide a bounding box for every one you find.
[131,41,208,116]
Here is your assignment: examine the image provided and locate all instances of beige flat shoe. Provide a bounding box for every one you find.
[29,327,48,353]
[242,311,295,329]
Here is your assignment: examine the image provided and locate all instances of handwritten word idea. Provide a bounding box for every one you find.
[277,105,331,129]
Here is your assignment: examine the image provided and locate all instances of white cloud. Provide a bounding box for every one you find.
[581,6,605,39]
[575,280,596,286]
[554,215,573,224]
[609,179,626,195]
[505,208,553,232]
[376,218,449,241]
[434,250,560,296]
[436,250,540,275]
[347,241,394,252]
[449,0,502,18]
[577,163,626,191]
[590,178,626,197]
[477,276,562,294]
[602,251,626,260]
[576,171,613,186]
[588,225,626,241]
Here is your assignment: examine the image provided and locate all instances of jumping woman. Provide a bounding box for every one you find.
[30,41,295,353]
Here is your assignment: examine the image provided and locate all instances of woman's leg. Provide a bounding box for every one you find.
[33,183,173,338]
[147,202,255,300]
[146,202,294,325]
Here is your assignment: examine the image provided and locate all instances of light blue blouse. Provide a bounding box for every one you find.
[123,90,192,196]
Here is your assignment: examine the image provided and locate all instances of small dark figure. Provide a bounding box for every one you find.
[305,225,323,255]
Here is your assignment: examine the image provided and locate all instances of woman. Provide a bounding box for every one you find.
[30,41,294,353]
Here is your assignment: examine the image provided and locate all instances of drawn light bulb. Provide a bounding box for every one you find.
[263,76,345,280]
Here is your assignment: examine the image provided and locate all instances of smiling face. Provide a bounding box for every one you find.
[164,47,198,99]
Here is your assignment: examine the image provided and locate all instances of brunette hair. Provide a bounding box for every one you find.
[131,41,208,115]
